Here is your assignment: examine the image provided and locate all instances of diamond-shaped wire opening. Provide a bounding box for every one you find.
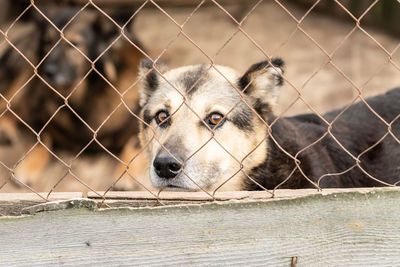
[0,67,35,119]
[9,76,66,131]
[0,23,39,70]
[37,42,92,98]
[0,125,48,194]
[132,2,204,64]
[0,1,34,32]
[109,136,154,191]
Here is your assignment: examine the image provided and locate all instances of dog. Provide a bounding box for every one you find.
[0,7,144,187]
[27,7,143,154]
[137,58,400,191]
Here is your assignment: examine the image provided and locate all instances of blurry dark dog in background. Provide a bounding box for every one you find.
[0,5,145,188]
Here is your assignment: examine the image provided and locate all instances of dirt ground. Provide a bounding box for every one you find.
[1,1,399,193]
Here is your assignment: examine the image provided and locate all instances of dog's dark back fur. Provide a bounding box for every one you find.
[246,88,400,189]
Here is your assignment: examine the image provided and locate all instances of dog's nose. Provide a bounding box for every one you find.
[43,63,58,79]
[153,155,182,179]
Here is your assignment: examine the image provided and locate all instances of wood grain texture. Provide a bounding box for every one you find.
[0,188,397,215]
[1,190,400,266]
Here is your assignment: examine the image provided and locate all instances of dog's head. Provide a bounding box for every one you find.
[138,59,284,191]
[36,8,132,90]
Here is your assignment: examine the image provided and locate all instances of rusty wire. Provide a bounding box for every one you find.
[0,0,399,207]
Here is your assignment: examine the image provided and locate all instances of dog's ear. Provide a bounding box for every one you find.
[238,58,284,111]
[94,10,136,83]
[138,59,168,107]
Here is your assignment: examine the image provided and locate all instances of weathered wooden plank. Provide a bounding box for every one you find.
[88,187,388,200]
[1,189,400,266]
[1,188,397,216]
[0,192,83,216]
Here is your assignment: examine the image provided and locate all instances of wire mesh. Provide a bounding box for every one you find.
[0,0,399,207]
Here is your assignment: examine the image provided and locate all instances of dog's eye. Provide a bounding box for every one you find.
[155,110,169,125]
[207,112,225,128]
[69,40,79,47]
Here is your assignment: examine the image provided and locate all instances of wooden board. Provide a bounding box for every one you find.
[0,192,83,216]
[1,189,400,266]
[0,188,397,216]
[0,188,391,216]
[87,187,382,200]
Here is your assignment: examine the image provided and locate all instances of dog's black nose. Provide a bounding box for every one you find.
[43,63,58,79]
[153,155,182,179]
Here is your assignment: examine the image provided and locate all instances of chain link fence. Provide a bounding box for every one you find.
[0,0,399,207]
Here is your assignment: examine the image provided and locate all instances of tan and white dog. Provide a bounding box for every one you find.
[138,58,400,191]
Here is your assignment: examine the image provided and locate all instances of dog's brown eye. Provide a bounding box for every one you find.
[155,110,169,125]
[207,112,225,128]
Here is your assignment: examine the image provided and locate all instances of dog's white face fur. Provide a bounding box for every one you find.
[138,59,284,191]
